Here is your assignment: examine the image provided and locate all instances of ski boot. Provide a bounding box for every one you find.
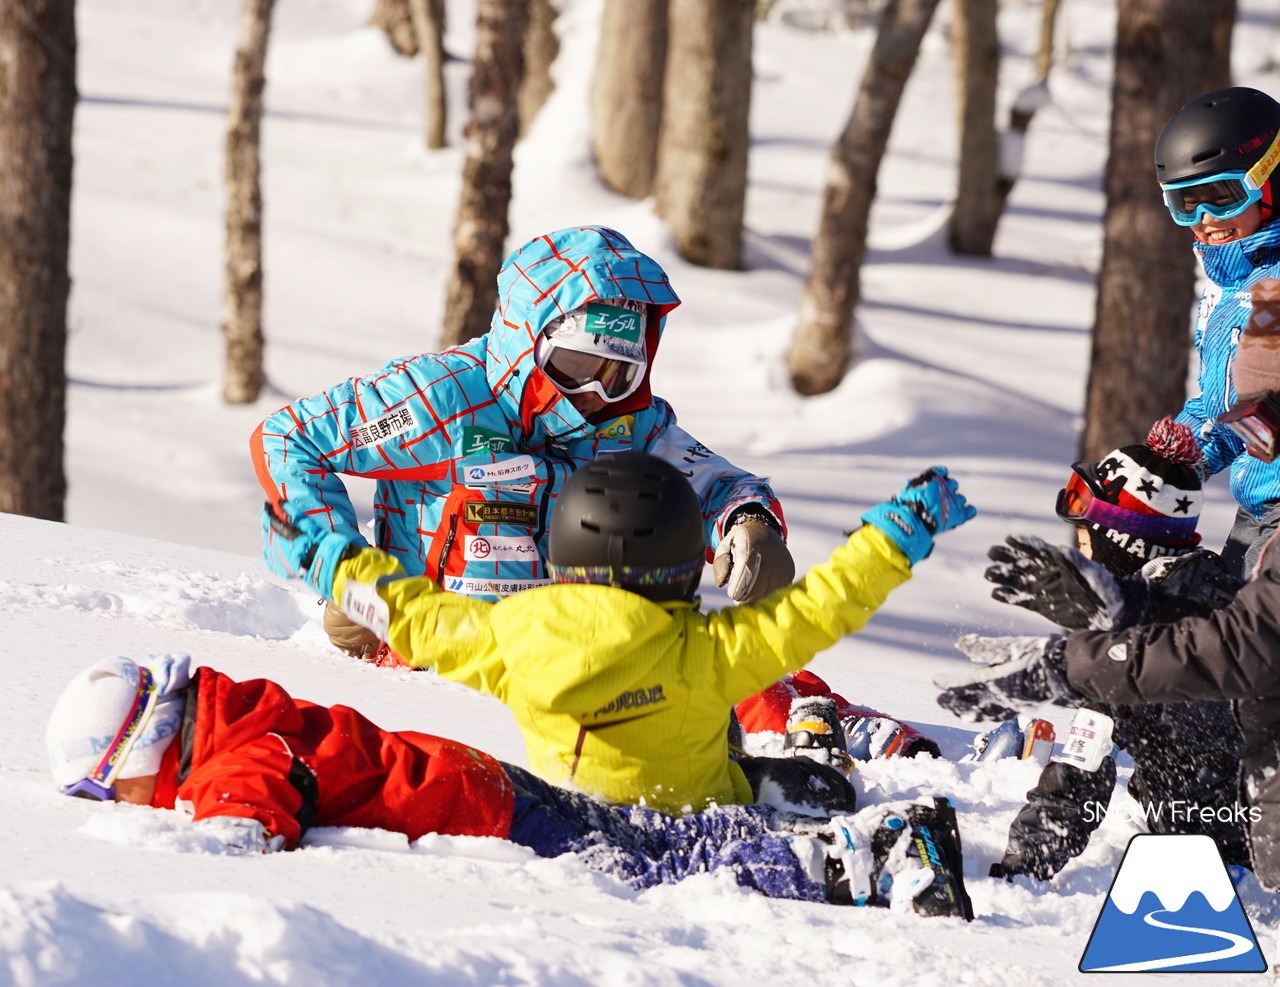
[822,797,975,920]
[966,716,1055,764]
[844,715,941,760]
[783,696,854,775]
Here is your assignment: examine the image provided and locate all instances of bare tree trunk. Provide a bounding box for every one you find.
[223,0,274,405]
[1081,0,1235,458]
[1034,0,1062,80]
[439,0,528,348]
[371,0,418,56]
[0,0,75,520]
[786,0,941,396]
[592,0,668,198]
[409,0,447,148]
[993,0,1062,215]
[654,0,754,270]
[519,0,558,137]
[948,0,1000,256]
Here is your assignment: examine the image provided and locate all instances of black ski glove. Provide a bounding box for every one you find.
[984,535,1127,631]
[934,634,1083,722]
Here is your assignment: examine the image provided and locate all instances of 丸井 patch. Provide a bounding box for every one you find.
[463,535,538,562]
[463,501,539,527]
[349,407,417,450]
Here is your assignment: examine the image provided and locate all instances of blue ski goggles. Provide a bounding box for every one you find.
[1161,128,1280,226]
[1161,171,1264,226]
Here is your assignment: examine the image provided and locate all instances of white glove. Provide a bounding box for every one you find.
[192,815,286,855]
[713,516,795,604]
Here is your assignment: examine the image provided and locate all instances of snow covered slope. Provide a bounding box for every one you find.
[5,0,1280,982]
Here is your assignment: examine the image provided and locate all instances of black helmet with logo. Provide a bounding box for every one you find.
[548,452,705,602]
[1155,87,1280,222]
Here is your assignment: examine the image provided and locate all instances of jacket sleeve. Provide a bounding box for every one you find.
[641,402,786,548]
[251,349,478,540]
[335,558,514,702]
[1176,401,1243,480]
[179,734,315,850]
[1063,546,1280,705]
[698,525,913,704]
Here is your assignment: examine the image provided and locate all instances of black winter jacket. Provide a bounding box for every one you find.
[1065,539,1280,886]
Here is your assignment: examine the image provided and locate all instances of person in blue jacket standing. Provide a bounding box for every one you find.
[1160,87,1280,578]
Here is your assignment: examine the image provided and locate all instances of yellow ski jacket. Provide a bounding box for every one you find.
[334,525,913,814]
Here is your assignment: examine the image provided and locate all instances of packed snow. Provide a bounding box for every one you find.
[4,0,1280,983]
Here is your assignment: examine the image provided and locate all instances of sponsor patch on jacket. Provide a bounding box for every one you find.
[442,576,550,597]
[464,501,539,526]
[463,534,538,562]
[595,415,634,440]
[350,407,416,449]
[460,426,513,457]
[459,454,536,486]
[584,302,644,343]
[592,684,667,718]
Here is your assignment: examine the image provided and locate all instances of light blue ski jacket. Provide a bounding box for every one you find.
[1176,220,1280,519]
[253,227,783,599]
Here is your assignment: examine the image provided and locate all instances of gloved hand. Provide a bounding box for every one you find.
[191,815,286,854]
[934,634,1081,722]
[861,466,976,565]
[323,601,382,660]
[261,501,362,602]
[713,514,796,603]
[985,535,1125,630]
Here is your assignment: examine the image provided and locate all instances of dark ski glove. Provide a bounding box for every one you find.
[261,501,363,601]
[713,513,796,603]
[934,634,1083,722]
[984,535,1127,630]
[862,466,977,565]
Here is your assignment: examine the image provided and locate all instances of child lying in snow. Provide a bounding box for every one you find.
[46,653,972,918]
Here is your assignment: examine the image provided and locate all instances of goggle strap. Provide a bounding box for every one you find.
[1248,128,1280,190]
[84,667,158,789]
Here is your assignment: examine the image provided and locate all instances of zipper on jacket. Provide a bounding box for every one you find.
[436,512,460,584]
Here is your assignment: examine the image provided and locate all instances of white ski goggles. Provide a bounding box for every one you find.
[59,666,158,801]
[535,336,646,402]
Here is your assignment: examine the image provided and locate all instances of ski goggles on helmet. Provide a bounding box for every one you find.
[536,338,645,403]
[59,667,158,801]
[1055,463,1198,543]
[1161,171,1265,226]
[1218,396,1280,463]
[1161,129,1280,226]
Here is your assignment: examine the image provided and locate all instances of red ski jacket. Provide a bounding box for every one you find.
[149,667,513,848]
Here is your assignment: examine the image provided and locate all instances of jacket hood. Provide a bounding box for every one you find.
[483,227,681,441]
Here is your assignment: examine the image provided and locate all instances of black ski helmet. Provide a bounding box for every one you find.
[1155,87,1280,223]
[547,452,705,602]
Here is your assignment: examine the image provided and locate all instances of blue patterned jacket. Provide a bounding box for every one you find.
[1176,220,1280,518]
[253,227,783,599]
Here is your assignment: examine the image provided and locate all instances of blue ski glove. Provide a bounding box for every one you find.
[861,467,976,565]
[261,502,363,602]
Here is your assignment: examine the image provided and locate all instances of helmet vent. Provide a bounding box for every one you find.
[1191,149,1223,165]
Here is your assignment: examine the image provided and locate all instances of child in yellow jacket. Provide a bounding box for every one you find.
[263,453,975,815]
